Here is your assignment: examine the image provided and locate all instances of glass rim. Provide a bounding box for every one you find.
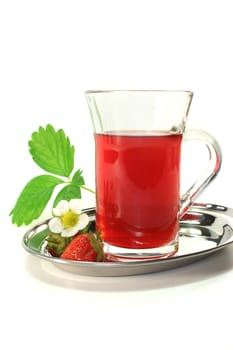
[85,89,193,96]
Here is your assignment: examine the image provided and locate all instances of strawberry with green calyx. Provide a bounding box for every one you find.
[46,233,72,257]
[60,232,105,262]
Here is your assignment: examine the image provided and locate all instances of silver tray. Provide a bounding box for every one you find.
[22,203,233,277]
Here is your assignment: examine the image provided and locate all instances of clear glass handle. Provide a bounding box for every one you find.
[179,129,222,218]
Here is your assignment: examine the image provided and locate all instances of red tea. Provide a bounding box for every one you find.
[95,132,182,249]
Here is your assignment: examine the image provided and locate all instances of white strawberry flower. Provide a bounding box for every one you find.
[48,199,89,237]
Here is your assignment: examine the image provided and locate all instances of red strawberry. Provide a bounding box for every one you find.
[60,232,105,262]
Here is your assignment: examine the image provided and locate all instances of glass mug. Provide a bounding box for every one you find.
[85,90,222,261]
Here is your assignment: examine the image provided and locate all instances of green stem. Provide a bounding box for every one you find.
[80,185,96,194]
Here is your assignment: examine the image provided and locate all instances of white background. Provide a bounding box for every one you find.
[1,1,233,349]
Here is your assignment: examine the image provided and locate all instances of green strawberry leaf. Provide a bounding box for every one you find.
[10,175,64,226]
[72,169,85,186]
[53,184,82,207]
[72,169,95,194]
[28,124,75,177]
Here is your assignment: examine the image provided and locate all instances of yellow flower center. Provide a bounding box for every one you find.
[61,211,79,229]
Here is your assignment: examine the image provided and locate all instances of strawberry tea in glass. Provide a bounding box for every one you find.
[86,90,222,261]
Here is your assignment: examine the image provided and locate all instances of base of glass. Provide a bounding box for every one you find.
[104,240,179,262]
